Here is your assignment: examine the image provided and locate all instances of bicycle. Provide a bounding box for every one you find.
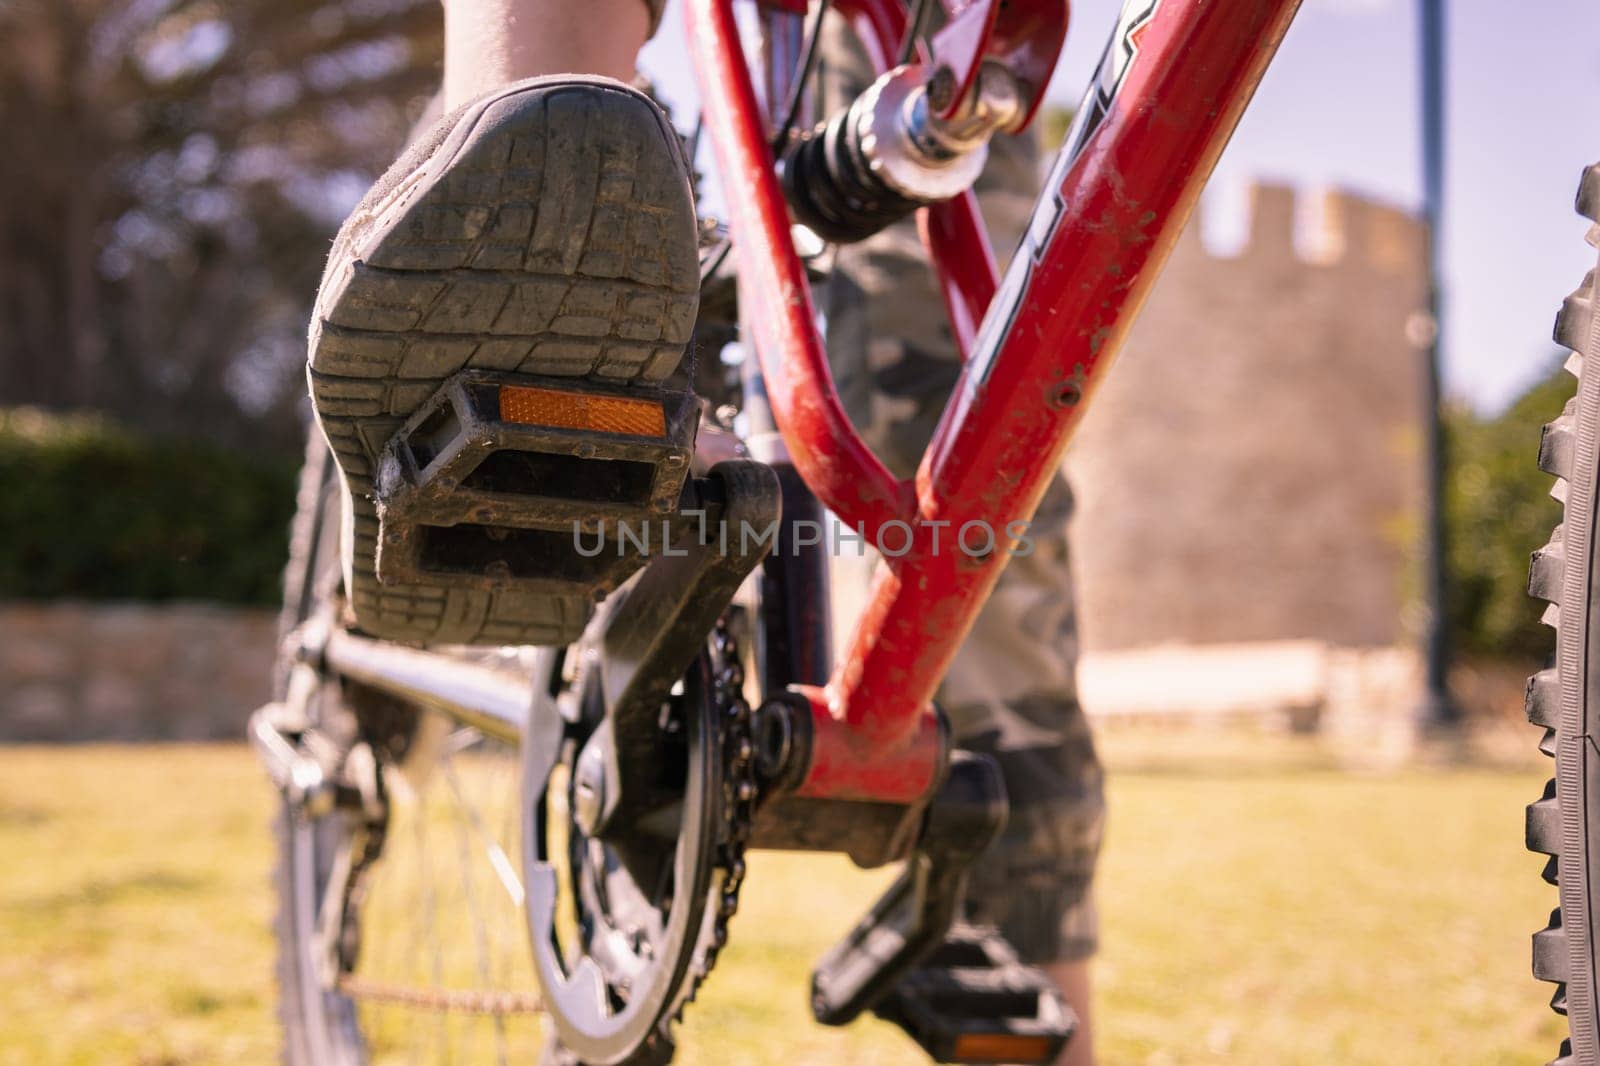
[247,0,1600,1061]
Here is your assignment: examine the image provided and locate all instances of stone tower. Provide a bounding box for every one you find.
[1065,183,1429,660]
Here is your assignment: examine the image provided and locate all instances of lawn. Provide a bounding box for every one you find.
[0,740,1568,1065]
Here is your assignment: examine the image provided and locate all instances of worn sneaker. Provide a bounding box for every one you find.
[308,76,700,645]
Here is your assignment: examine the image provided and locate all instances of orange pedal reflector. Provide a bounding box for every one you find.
[498,385,666,438]
[949,1033,1057,1064]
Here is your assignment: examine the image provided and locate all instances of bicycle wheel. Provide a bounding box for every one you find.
[1529,162,1600,1066]
[269,428,544,1064]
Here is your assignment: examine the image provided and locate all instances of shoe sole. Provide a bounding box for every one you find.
[308,77,699,645]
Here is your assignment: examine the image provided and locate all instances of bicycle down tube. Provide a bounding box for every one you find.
[686,0,1304,805]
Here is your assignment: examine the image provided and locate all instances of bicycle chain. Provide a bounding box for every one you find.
[336,974,542,1015]
[672,613,760,1020]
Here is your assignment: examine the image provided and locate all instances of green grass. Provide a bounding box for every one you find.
[0,743,1568,1064]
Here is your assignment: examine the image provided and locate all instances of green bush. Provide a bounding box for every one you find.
[0,409,298,605]
[0,363,1581,641]
[1445,358,1570,661]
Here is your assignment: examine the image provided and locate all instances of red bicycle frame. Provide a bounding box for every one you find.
[686,0,1303,807]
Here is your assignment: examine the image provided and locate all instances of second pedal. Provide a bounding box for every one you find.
[873,923,1075,1065]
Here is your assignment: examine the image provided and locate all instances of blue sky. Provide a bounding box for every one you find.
[642,0,1600,413]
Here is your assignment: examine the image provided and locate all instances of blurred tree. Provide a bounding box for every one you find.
[1445,356,1570,662]
[0,0,443,452]
[1039,103,1076,151]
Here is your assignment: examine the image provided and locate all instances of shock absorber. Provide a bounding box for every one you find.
[779,62,1024,244]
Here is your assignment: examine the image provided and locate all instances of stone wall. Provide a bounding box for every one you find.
[1065,183,1429,653]
[0,602,276,741]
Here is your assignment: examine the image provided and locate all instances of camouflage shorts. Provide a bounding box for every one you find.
[815,12,1104,965]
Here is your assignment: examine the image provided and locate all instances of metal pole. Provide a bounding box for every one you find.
[1416,0,1459,728]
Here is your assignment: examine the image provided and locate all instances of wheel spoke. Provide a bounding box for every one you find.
[441,751,525,906]
[439,750,510,1064]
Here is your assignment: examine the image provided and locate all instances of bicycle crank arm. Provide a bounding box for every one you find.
[809,750,1006,1025]
[585,459,781,836]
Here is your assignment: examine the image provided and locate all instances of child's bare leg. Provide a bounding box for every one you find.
[1047,961,1094,1066]
[443,0,651,105]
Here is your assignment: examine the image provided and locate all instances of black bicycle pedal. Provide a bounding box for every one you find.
[372,370,698,596]
[872,923,1075,1065]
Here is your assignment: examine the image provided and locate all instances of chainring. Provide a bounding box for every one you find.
[521,615,756,1066]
